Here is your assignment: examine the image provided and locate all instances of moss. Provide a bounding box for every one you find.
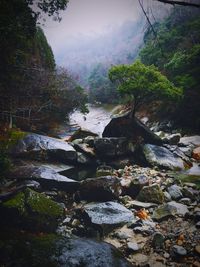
[1,189,63,232]
[26,189,63,218]
[0,129,26,151]
[3,191,26,214]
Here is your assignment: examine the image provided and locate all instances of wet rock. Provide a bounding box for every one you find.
[70,128,98,141]
[179,198,191,205]
[152,201,189,221]
[167,201,189,216]
[0,188,64,232]
[137,184,165,204]
[163,133,181,145]
[103,113,163,145]
[171,245,187,257]
[168,185,183,200]
[163,191,172,202]
[123,174,149,198]
[0,234,134,267]
[182,187,197,201]
[77,152,95,165]
[8,165,79,192]
[94,137,131,158]
[179,135,200,147]
[10,133,77,163]
[82,201,134,231]
[79,176,122,201]
[152,232,165,248]
[127,242,140,252]
[74,143,96,158]
[125,200,157,210]
[141,144,185,170]
[152,204,177,221]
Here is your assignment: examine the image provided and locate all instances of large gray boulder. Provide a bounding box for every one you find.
[8,165,79,192]
[10,133,77,163]
[103,113,163,145]
[0,235,134,267]
[141,144,185,170]
[83,201,134,229]
[94,137,132,158]
[79,176,122,201]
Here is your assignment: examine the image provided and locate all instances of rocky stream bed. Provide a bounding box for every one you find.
[0,112,200,267]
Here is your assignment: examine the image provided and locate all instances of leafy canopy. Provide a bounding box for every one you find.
[109,60,182,114]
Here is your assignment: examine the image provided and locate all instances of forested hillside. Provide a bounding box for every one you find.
[140,7,200,131]
[0,0,87,132]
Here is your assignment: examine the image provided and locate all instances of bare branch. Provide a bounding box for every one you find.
[156,0,200,8]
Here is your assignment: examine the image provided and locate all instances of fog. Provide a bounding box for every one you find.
[41,0,171,85]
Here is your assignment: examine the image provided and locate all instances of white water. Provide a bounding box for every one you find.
[69,104,114,136]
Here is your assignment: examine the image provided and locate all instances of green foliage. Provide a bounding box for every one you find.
[139,7,200,130]
[109,60,182,115]
[35,27,55,70]
[88,63,120,104]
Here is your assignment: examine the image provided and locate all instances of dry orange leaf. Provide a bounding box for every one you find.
[135,209,149,220]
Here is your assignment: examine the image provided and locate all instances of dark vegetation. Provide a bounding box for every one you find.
[0,0,87,133]
[139,7,200,131]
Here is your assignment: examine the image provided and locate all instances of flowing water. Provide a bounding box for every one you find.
[69,104,114,137]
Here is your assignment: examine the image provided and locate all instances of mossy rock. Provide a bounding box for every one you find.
[137,184,165,204]
[1,189,64,232]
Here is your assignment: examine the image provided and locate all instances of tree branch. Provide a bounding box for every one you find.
[156,0,200,8]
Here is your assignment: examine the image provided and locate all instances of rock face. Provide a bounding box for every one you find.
[103,113,163,145]
[141,144,185,170]
[0,188,64,232]
[8,165,79,192]
[94,137,131,158]
[83,202,134,229]
[79,176,122,201]
[137,184,165,204]
[0,235,134,267]
[10,133,77,163]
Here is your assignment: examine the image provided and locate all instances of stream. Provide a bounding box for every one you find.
[69,104,114,137]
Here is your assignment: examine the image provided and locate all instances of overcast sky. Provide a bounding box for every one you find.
[42,0,143,55]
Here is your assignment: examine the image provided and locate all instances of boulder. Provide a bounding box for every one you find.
[79,176,122,201]
[163,133,181,145]
[0,235,134,267]
[69,128,98,141]
[137,184,165,204]
[103,113,163,145]
[122,174,149,198]
[8,165,79,192]
[141,144,185,170]
[0,188,64,232]
[179,136,200,147]
[94,137,131,158]
[152,201,189,221]
[82,201,134,232]
[10,133,77,163]
[192,146,200,160]
[167,185,183,200]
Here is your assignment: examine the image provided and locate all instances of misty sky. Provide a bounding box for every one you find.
[42,0,143,56]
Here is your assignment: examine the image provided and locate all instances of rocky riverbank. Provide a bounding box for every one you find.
[0,116,200,266]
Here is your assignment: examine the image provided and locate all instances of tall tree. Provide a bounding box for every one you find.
[109,60,182,117]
